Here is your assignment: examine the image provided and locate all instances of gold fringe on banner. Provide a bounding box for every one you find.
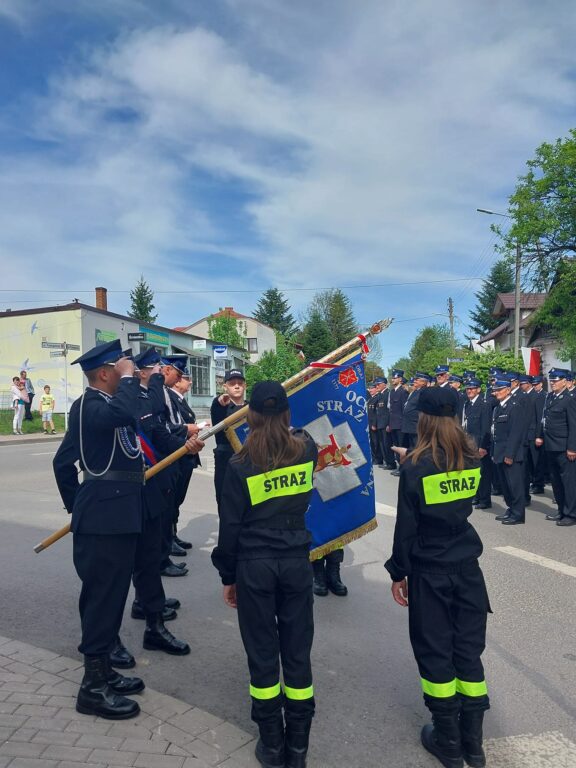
[309,518,379,561]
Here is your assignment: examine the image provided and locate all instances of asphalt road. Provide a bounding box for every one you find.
[1,438,576,767]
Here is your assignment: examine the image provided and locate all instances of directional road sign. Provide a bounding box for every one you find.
[50,351,66,357]
[42,342,65,349]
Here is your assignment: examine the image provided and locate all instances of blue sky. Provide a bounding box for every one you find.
[1,0,575,370]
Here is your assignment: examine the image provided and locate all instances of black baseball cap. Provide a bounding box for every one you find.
[224,368,246,382]
[249,380,289,415]
[417,386,459,418]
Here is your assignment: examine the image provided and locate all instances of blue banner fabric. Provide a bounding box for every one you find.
[226,350,377,558]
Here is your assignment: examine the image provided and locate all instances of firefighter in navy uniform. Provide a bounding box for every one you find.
[385,386,490,768]
[536,368,576,526]
[211,368,248,512]
[374,377,396,469]
[462,378,493,510]
[530,376,549,494]
[491,378,528,525]
[401,372,430,449]
[53,340,147,720]
[212,381,318,768]
[126,348,201,656]
[387,369,409,476]
[367,381,383,466]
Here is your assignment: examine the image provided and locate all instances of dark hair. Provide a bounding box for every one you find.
[237,406,305,471]
[410,413,478,472]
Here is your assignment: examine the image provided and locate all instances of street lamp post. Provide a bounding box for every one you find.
[477,208,521,360]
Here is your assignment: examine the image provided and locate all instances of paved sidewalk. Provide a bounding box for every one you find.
[0,635,259,768]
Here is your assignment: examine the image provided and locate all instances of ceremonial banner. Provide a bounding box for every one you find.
[227,349,377,559]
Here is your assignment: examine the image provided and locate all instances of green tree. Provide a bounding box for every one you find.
[244,333,304,393]
[469,259,515,336]
[307,289,357,346]
[253,288,298,336]
[300,310,335,363]
[495,129,576,289]
[530,260,576,361]
[409,324,458,373]
[364,360,386,381]
[388,356,411,377]
[128,275,158,323]
[207,311,247,353]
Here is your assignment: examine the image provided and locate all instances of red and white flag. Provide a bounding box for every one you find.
[521,347,541,376]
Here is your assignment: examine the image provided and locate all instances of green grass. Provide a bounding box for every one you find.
[0,411,67,436]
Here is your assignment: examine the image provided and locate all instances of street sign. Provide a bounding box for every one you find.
[447,357,465,363]
[50,350,66,357]
[42,342,65,349]
[193,339,207,350]
[66,343,80,351]
[128,332,146,341]
[213,344,228,360]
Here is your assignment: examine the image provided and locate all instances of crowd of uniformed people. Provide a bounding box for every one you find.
[368,364,576,527]
[50,337,575,768]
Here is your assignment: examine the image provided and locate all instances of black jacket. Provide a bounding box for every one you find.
[171,388,201,468]
[53,379,144,535]
[462,395,491,451]
[384,452,483,582]
[401,389,421,436]
[491,398,527,463]
[538,389,576,452]
[211,397,247,454]
[388,386,408,431]
[211,431,318,585]
[376,390,390,429]
[367,394,379,429]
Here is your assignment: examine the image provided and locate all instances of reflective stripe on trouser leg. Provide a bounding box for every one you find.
[250,683,282,700]
[421,678,457,698]
[456,679,488,697]
[284,685,314,701]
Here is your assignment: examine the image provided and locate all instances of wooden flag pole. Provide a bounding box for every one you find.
[33,318,392,553]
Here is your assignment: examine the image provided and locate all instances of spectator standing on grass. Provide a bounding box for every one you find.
[20,370,35,421]
[40,385,57,434]
[10,377,28,435]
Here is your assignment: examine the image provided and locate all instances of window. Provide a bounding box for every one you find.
[189,355,211,396]
[247,337,258,353]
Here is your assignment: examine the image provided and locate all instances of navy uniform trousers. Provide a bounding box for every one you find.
[547,451,576,520]
[132,487,166,616]
[408,563,490,716]
[74,533,139,656]
[236,557,315,727]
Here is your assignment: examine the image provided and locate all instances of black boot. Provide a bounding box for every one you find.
[143,614,191,655]
[255,716,285,768]
[108,636,135,669]
[76,656,140,720]
[325,562,348,597]
[460,710,486,768]
[174,535,192,550]
[285,718,312,768]
[131,599,177,622]
[421,711,464,768]
[171,539,187,557]
[165,597,181,610]
[104,656,145,695]
[312,560,328,597]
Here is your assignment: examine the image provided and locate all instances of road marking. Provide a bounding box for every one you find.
[485,730,576,767]
[30,452,57,456]
[376,501,396,518]
[495,546,576,579]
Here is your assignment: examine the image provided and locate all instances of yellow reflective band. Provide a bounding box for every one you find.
[249,683,282,700]
[456,679,488,697]
[421,678,457,698]
[284,685,314,701]
[422,468,481,505]
[246,462,314,506]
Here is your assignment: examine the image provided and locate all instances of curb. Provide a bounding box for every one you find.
[0,435,62,447]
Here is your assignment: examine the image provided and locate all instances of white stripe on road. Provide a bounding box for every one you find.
[495,546,576,579]
[30,452,57,456]
[376,501,396,518]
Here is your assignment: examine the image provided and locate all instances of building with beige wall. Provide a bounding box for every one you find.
[178,307,276,364]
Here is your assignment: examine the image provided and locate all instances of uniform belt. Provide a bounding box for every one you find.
[83,470,145,484]
[248,514,306,530]
[418,521,470,538]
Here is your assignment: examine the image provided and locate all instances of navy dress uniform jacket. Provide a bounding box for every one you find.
[463,396,491,451]
[538,390,576,451]
[401,389,421,436]
[388,386,408,431]
[491,399,526,463]
[53,379,144,535]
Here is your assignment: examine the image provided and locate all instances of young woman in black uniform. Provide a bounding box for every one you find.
[385,386,490,768]
[212,381,318,768]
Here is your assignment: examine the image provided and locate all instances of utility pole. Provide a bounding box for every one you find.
[514,242,521,360]
[448,297,455,352]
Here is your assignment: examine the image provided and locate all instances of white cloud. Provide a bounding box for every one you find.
[2,0,576,363]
